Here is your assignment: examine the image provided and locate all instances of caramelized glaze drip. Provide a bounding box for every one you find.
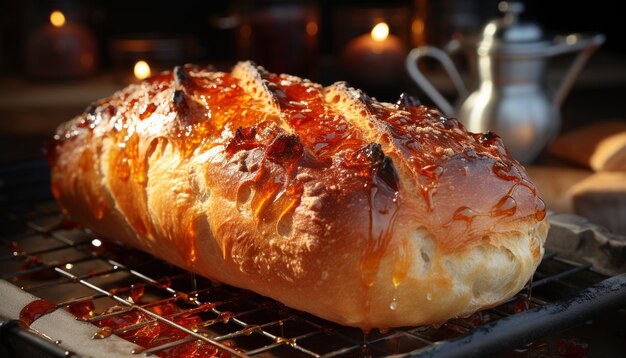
[235,138,304,228]
[491,195,517,217]
[242,324,262,335]
[341,141,402,289]
[68,299,95,320]
[139,103,156,120]
[92,326,113,339]
[276,337,297,346]
[225,126,259,154]
[20,299,57,326]
[130,284,146,303]
[535,197,547,221]
[452,207,477,224]
[447,193,519,228]
[182,221,198,266]
[391,238,411,287]
[89,301,221,357]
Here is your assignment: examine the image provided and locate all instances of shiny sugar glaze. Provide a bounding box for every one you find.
[255,73,404,291]
[49,64,545,294]
[83,300,226,357]
[68,299,95,320]
[19,299,57,326]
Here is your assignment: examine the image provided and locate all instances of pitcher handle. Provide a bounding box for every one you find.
[405,46,468,116]
[552,33,605,108]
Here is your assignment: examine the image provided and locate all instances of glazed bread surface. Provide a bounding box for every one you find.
[49,62,548,329]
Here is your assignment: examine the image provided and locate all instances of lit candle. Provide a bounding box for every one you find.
[133,60,152,81]
[23,10,98,79]
[342,22,408,87]
[50,10,66,27]
[109,34,199,85]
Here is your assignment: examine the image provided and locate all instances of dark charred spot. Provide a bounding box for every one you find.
[396,92,421,109]
[357,90,377,113]
[299,148,333,169]
[473,131,508,156]
[253,62,271,78]
[225,126,259,155]
[426,109,457,128]
[238,160,249,172]
[481,131,505,149]
[358,90,373,104]
[77,104,99,128]
[264,80,290,106]
[478,131,495,144]
[84,103,97,115]
[362,143,385,167]
[173,66,189,88]
[377,156,399,191]
[266,134,304,164]
[237,126,257,141]
[172,89,190,122]
[236,152,251,172]
[438,116,455,127]
[173,90,185,106]
[347,143,399,191]
[105,105,116,117]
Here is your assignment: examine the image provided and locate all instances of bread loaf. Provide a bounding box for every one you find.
[571,171,626,235]
[548,120,626,171]
[48,62,548,329]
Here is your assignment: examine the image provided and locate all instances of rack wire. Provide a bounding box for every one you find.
[2,160,626,357]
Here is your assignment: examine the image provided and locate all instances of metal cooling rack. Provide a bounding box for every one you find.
[2,160,626,357]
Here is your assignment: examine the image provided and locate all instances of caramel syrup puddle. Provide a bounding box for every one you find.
[19,299,58,326]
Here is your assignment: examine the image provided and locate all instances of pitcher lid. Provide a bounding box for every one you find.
[480,1,550,54]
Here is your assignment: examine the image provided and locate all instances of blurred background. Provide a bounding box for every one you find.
[0,1,625,234]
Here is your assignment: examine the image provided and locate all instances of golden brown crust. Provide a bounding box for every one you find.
[548,120,626,171]
[49,62,548,328]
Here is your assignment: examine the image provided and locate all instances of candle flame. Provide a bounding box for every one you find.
[371,22,389,42]
[50,10,66,28]
[134,60,151,80]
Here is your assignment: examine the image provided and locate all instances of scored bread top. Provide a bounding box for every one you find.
[49,62,547,326]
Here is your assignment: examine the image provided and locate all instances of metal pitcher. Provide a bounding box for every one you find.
[406,1,605,163]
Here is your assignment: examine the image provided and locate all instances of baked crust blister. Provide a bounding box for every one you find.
[49,61,548,329]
